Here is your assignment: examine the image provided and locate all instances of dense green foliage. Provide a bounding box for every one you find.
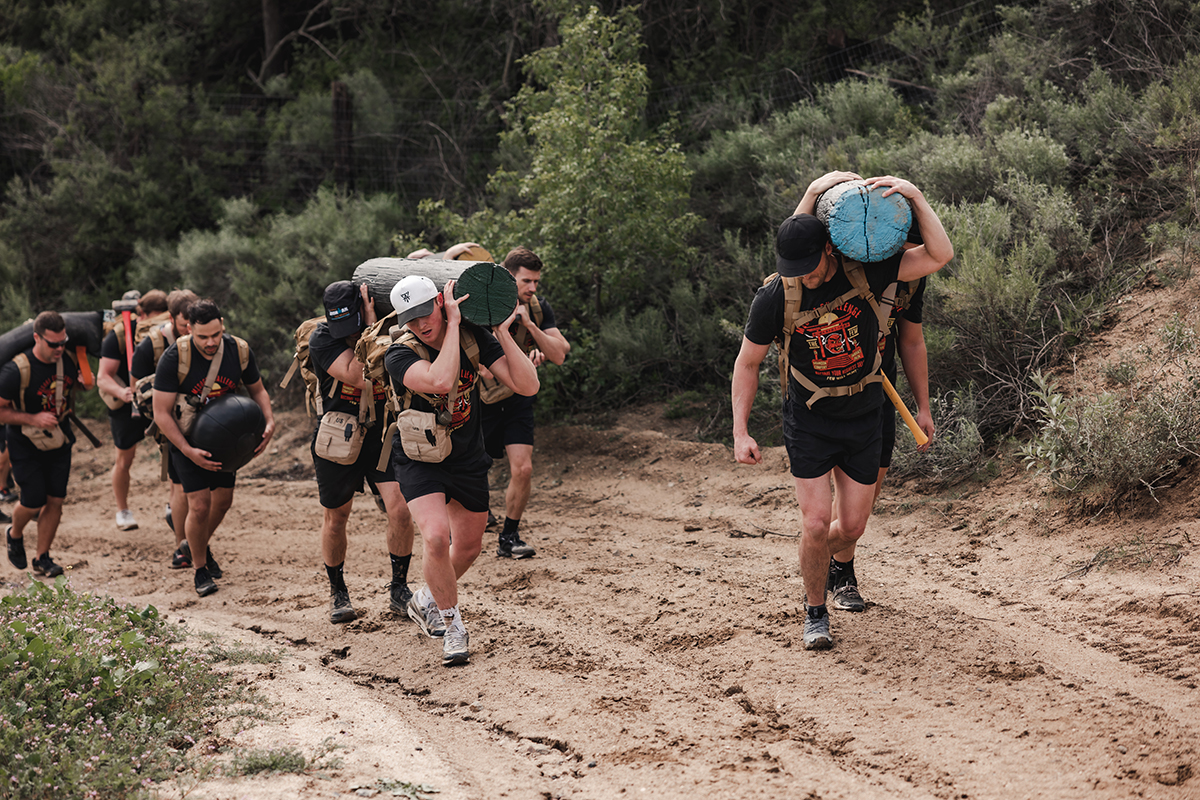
[0,579,223,799]
[4,0,1200,497]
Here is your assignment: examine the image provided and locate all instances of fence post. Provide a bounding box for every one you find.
[332,81,354,191]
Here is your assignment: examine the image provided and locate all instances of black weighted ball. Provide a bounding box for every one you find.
[190,393,266,473]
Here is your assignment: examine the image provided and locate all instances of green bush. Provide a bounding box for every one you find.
[0,579,223,799]
[888,386,986,486]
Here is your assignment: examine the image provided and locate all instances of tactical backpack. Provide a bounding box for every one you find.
[478,295,543,405]
[100,311,172,410]
[279,316,336,417]
[360,319,481,468]
[765,257,902,409]
[10,350,78,450]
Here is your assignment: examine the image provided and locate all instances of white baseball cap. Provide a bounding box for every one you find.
[390,275,440,326]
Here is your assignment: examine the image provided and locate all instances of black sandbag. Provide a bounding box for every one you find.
[0,311,105,365]
[189,393,266,473]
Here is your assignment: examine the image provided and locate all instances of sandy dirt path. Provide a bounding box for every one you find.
[10,404,1198,799]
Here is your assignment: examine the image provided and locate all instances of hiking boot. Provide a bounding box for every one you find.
[442,624,470,666]
[170,541,191,570]
[0,508,10,524]
[830,583,866,613]
[6,526,26,570]
[194,567,218,597]
[115,509,138,531]
[373,493,387,514]
[205,548,222,579]
[406,593,446,638]
[0,488,17,503]
[330,587,357,624]
[803,609,834,651]
[164,504,174,533]
[388,582,413,614]
[486,511,499,530]
[497,530,536,559]
[32,553,63,578]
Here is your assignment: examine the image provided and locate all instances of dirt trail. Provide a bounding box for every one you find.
[11,402,1200,800]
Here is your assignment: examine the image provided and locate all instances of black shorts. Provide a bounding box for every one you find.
[9,440,72,507]
[109,404,150,450]
[393,458,490,513]
[311,427,395,509]
[171,447,236,493]
[782,399,883,486]
[482,393,536,460]
[879,408,897,469]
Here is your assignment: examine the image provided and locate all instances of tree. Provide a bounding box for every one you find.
[488,2,700,323]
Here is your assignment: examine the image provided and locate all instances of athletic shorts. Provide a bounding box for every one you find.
[171,447,236,493]
[109,404,150,450]
[393,458,490,513]
[482,393,536,460]
[311,427,394,509]
[9,440,72,507]
[879,408,897,469]
[782,399,883,486]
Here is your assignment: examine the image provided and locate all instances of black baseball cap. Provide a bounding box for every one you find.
[323,281,364,338]
[775,213,829,277]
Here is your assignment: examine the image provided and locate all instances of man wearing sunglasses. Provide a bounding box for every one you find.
[0,311,81,578]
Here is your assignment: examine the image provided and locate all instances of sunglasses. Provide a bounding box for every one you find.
[40,336,68,349]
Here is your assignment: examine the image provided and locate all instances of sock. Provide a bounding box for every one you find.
[325,562,347,593]
[807,604,828,620]
[439,604,464,631]
[502,517,520,537]
[829,557,855,587]
[389,553,411,585]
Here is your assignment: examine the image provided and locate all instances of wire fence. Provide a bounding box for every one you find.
[191,1,1000,206]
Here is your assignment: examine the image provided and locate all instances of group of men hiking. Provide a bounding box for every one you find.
[2,169,951,663]
[307,244,568,666]
[1,293,276,598]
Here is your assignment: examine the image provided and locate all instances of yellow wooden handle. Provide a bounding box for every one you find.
[882,374,929,446]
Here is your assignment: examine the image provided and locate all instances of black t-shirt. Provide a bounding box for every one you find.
[494,296,558,347]
[130,327,168,381]
[881,277,927,382]
[744,253,902,419]
[0,347,80,447]
[384,324,505,469]
[153,334,262,402]
[308,322,388,420]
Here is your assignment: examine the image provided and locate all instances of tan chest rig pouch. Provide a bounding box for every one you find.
[16,355,68,451]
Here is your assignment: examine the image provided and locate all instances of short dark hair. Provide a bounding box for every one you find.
[167,289,199,318]
[138,289,169,316]
[502,246,543,276]
[187,299,222,326]
[33,311,65,337]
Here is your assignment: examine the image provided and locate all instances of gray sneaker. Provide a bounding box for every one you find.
[330,587,357,624]
[406,593,446,638]
[830,584,866,612]
[497,530,536,559]
[442,625,470,665]
[803,611,834,650]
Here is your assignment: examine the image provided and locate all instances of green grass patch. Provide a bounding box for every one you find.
[0,579,228,799]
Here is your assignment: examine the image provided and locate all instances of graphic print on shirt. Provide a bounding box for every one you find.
[800,305,866,382]
[34,373,74,416]
[336,381,388,405]
[425,365,477,432]
[184,374,238,403]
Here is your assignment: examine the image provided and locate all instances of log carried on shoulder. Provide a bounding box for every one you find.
[352,257,517,328]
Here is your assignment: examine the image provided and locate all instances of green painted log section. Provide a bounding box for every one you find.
[816,179,912,263]
[352,257,517,327]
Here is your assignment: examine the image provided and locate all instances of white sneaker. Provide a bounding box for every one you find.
[442,623,469,666]
[115,509,138,530]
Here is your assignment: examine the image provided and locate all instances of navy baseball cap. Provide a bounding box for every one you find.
[775,213,829,277]
[323,281,364,338]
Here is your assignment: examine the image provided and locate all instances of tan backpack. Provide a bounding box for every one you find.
[478,295,543,405]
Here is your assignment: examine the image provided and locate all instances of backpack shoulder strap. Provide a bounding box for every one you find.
[13,353,30,413]
[175,335,192,382]
[528,295,544,327]
[459,326,481,370]
[232,336,250,374]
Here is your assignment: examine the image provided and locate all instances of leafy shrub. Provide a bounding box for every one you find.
[0,579,223,799]
[888,386,986,486]
[992,128,1070,188]
[1021,370,1200,502]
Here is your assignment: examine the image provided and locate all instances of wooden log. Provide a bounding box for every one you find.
[816,179,912,263]
[0,311,105,366]
[352,258,517,327]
